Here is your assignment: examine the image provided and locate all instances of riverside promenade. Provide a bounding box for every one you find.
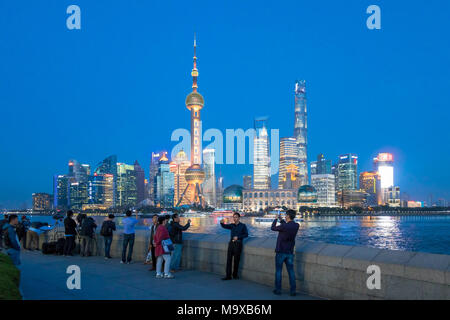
[19,250,319,300]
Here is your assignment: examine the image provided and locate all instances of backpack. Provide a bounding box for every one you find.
[80,218,94,237]
[16,222,26,239]
[100,221,113,237]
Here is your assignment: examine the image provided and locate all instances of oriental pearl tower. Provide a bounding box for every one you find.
[176,36,206,207]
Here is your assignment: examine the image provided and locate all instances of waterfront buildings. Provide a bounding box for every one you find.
[359,171,381,206]
[32,193,53,211]
[69,181,88,210]
[253,119,271,189]
[278,137,299,189]
[386,186,401,207]
[87,173,114,208]
[155,154,174,207]
[294,80,308,186]
[134,160,146,205]
[202,148,216,207]
[310,154,332,175]
[53,174,70,209]
[373,153,394,205]
[311,174,336,207]
[243,175,252,190]
[149,152,164,205]
[242,189,297,212]
[216,176,224,208]
[116,162,137,207]
[336,154,358,191]
[170,150,191,206]
[337,189,368,208]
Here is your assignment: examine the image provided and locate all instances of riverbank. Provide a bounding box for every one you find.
[0,252,21,300]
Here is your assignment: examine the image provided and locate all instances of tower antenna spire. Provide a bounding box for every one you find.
[191,34,198,92]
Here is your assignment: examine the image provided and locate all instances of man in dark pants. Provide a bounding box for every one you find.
[121,210,139,264]
[63,210,77,256]
[271,209,300,296]
[220,213,248,280]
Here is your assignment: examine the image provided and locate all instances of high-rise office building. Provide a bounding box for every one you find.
[311,174,336,207]
[32,193,53,211]
[278,137,299,189]
[69,181,88,210]
[359,171,381,207]
[337,189,368,208]
[149,152,166,204]
[243,175,252,190]
[386,186,401,207]
[155,154,174,207]
[216,176,224,208]
[253,119,270,189]
[54,174,70,209]
[178,37,206,206]
[116,163,137,208]
[134,160,146,204]
[170,150,191,206]
[95,155,118,207]
[202,148,216,207]
[373,153,394,204]
[88,173,114,208]
[310,154,332,175]
[336,154,358,191]
[68,159,89,183]
[293,80,308,186]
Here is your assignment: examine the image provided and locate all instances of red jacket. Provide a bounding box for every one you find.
[154,224,170,257]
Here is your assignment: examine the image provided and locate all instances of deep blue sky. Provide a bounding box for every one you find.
[1,0,449,208]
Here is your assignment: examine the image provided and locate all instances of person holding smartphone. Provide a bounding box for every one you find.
[220,213,248,280]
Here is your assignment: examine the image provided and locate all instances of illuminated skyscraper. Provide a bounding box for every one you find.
[293,80,308,186]
[310,154,332,175]
[95,155,118,207]
[170,150,191,206]
[116,162,137,208]
[216,176,224,208]
[373,153,394,204]
[336,154,358,191]
[202,149,216,207]
[278,137,299,189]
[54,174,70,209]
[155,154,174,208]
[359,171,381,206]
[88,173,114,208]
[311,174,336,207]
[179,37,206,206]
[32,193,53,211]
[149,152,165,204]
[282,164,301,190]
[69,181,88,210]
[68,159,89,183]
[253,119,271,189]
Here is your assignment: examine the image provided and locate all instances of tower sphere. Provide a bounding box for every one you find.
[185,164,205,184]
[186,92,204,110]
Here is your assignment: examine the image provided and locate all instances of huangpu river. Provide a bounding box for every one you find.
[3,214,450,256]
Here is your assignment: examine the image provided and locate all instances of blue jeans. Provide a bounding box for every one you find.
[122,233,135,262]
[170,243,183,270]
[7,248,21,266]
[104,236,113,258]
[275,253,296,294]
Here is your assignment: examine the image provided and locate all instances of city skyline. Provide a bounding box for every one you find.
[1,1,450,207]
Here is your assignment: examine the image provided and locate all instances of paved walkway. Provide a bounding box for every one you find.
[20,251,319,300]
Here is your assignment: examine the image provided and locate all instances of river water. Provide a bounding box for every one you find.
[3,214,450,256]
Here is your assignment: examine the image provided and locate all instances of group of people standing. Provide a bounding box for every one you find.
[2,208,301,296]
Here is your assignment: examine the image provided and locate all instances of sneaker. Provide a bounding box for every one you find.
[164,274,174,279]
[156,274,163,278]
[221,277,232,281]
[126,261,133,264]
[120,260,125,264]
[273,290,282,295]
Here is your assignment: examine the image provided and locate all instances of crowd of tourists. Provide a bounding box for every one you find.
[1,208,300,296]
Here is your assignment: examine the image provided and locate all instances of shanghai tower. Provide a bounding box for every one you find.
[294,80,308,186]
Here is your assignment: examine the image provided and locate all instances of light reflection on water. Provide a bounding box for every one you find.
[6,214,450,255]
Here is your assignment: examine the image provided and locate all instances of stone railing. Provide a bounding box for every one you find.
[39,231,450,299]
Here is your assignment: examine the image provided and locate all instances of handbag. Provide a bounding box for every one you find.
[162,238,174,253]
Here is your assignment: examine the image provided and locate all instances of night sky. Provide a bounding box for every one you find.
[1,0,449,208]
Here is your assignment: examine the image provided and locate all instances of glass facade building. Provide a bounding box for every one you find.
[253,119,271,189]
[336,154,358,191]
[293,80,308,186]
[202,148,216,207]
[116,163,137,208]
[278,137,299,189]
[311,174,336,207]
[155,156,174,208]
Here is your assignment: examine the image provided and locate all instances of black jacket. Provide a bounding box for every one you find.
[220,222,249,241]
[79,217,97,237]
[64,217,77,236]
[100,220,116,237]
[169,221,190,244]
